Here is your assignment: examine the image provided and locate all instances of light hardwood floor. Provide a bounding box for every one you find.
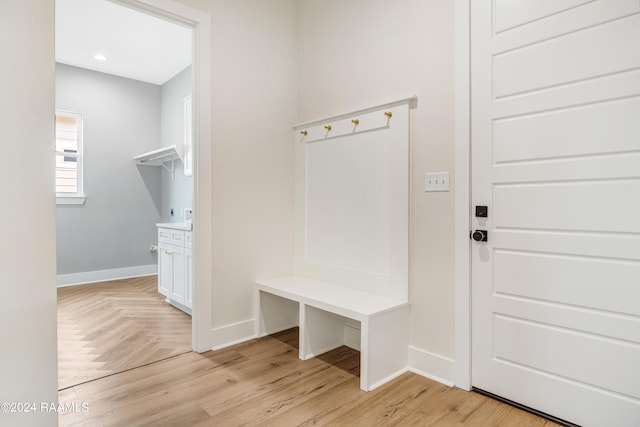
[59,328,561,426]
[57,276,192,389]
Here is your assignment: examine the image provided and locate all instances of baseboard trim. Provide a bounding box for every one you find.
[166,298,192,316]
[367,367,409,392]
[56,265,158,287]
[210,319,256,351]
[408,346,455,387]
[258,323,299,338]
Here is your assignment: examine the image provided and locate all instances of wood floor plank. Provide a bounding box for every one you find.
[314,373,442,426]
[402,386,488,426]
[59,321,564,426]
[71,351,240,404]
[57,276,192,389]
[196,352,339,418]
[200,360,354,425]
[56,275,564,427]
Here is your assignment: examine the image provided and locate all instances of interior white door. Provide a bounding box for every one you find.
[470,1,640,426]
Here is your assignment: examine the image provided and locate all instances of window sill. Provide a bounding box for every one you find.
[56,196,86,206]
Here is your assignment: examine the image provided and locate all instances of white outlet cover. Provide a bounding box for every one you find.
[424,172,450,192]
[184,208,193,222]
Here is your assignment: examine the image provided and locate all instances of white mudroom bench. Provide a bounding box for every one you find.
[256,276,410,392]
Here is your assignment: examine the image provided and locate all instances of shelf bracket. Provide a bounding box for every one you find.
[158,160,172,174]
[145,156,176,181]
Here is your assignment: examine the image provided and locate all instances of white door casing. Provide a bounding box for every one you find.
[111,0,212,352]
[470,1,640,426]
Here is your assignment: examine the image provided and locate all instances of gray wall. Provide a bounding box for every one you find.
[55,63,161,274]
[160,66,192,222]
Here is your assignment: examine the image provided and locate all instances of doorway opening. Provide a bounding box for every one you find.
[55,0,201,390]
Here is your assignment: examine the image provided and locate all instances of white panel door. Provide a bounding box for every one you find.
[471,1,640,426]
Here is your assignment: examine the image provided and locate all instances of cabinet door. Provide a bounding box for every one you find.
[158,243,172,296]
[185,247,193,309]
[169,244,186,305]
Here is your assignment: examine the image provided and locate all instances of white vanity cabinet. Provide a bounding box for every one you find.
[157,224,192,314]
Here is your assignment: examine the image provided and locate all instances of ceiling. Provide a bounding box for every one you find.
[56,0,192,85]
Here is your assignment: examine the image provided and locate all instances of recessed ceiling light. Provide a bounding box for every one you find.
[94,54,107,61]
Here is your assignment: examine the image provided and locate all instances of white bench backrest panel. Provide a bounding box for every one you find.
[294,102,410,301]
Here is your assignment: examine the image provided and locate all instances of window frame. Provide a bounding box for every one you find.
[55,110,85,205]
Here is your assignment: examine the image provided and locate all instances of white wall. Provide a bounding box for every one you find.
[175,0,457,376]
[176,0,298,343]
[297,0,457,379]
[0,1,58,426]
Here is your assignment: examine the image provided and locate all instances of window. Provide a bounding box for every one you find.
[55,111,85,204]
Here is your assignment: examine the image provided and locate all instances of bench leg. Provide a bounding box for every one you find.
[361,305,410,391]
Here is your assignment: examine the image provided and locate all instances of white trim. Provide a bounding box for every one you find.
[256,323,298,338]
[367,368,409,392]
[166,298,192,315]
[56,264,157,287]
[209,319,256,351]
[408,346,456,387]
[110,0,213,354]
[454,0,472,391]
[56,196,86,205]
[293,95,418,129]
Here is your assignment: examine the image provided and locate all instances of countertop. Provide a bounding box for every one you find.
[156,222,193,231]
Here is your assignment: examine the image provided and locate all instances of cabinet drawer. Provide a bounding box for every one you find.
[158,228,186,246]
[185,231,193,248]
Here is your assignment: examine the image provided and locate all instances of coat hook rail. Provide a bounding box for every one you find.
[294,97,418,143]
[292,95,416,130]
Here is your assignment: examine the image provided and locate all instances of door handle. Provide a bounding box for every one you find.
[471,230,488,242]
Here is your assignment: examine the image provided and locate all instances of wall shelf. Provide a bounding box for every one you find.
[133,144,184,165]
[133,144,184,179]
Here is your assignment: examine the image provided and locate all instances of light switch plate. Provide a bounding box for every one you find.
[425,172,450,192]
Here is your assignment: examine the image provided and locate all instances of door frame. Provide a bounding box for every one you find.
[110,0,213,352]
[453,0,472,390]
